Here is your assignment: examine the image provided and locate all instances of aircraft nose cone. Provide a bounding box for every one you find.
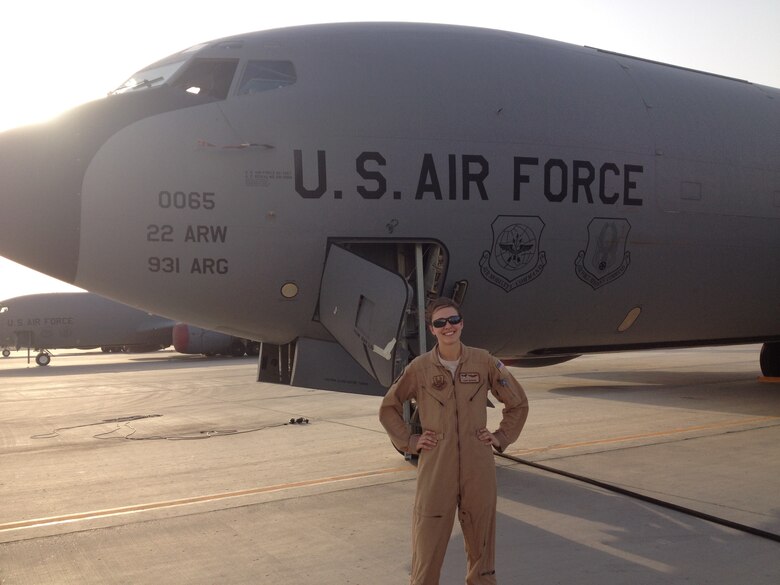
[0,120,83,284]
[0,88,218,285]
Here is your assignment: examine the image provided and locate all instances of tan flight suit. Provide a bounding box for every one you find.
[379,344,529,585]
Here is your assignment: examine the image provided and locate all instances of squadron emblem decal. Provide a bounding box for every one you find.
[480,215,547,292]
[575,218,632,289]
[432,375,447,390]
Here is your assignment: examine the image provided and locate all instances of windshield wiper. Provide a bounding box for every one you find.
[130,76,164,90]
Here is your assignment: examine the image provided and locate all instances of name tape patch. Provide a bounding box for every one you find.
[459,372,481,384]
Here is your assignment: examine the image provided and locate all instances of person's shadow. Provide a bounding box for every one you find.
[438,463,780,584]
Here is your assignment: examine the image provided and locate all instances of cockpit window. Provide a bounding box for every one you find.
[171,59,239,100]
[112,59,188,94]
[237,61,296,95]
[0,306,7,313]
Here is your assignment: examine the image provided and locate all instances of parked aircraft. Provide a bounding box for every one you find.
[173,323,259,357]
[0,23,777,386]
[0,292,172,365]
[0,293,256,365]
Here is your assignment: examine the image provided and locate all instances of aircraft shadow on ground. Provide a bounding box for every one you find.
[0,352,254,378]
[439,464,780,584]
[545,370,780,417]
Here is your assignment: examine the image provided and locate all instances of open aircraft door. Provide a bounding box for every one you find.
[318,245,413,388]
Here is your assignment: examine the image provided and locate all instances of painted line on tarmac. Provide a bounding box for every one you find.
[0,465,412,533]
[508,415,779,457]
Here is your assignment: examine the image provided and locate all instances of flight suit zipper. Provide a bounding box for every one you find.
[453,362,463,502]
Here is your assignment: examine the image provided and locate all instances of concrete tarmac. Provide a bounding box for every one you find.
[0,345,778,584]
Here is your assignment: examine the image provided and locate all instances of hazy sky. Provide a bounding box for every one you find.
[1,0,778,300]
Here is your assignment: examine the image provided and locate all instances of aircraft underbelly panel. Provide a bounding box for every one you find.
[318,245,412,388]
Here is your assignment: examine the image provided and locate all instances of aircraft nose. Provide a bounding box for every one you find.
[0,120,84,284]
[0,89,218,285]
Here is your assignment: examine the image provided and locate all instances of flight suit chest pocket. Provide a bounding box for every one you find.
[419,381,450,431]
[468,383,485,402]
[466,383,488,428]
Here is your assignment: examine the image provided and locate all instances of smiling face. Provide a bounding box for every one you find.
[429,305,464,353]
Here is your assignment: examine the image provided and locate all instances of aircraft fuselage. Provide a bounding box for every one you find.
[0,24,778,379]
[0,293,172,352]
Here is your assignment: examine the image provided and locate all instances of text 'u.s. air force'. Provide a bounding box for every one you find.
[293,150,644,205]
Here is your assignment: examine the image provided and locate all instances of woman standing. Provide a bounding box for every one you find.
[379,297,529,585]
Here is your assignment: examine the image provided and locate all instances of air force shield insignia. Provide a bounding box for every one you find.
[575,218,632,289]
[480,215,546,292]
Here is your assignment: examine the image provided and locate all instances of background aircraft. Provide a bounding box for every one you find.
[173,323,260,357]
[0,293,256,365]
[0,292,172,365]
[0,23,777,384]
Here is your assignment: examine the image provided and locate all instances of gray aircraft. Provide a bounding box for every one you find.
[173,323,260,357]
[0,292,173,365]
[0,23,778,387]
[0,293,256,365]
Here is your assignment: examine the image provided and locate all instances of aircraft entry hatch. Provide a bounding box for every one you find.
[318,245,413,387]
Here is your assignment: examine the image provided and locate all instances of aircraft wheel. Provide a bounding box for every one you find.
[760,343,780,377]
[36,352,51,366]
[2,349,10,358]
[394,445,418,465]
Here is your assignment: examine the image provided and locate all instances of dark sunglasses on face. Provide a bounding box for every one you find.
[431,315,463,328]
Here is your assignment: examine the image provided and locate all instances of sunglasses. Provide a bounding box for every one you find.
[431,315,463,328]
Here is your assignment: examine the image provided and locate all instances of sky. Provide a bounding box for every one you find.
[1,0,778,301]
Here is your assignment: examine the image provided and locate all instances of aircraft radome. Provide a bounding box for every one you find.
[0,23,777,387]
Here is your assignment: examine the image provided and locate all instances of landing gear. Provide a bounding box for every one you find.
[760,343,780,377]
[229,340,246,357]
[399,399,421,464]
[35,351,51,366]
[2,349,9,358]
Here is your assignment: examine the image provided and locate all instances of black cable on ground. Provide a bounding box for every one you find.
[496,452,780,544]
[31,414,310,441]
[30,415,163,439]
